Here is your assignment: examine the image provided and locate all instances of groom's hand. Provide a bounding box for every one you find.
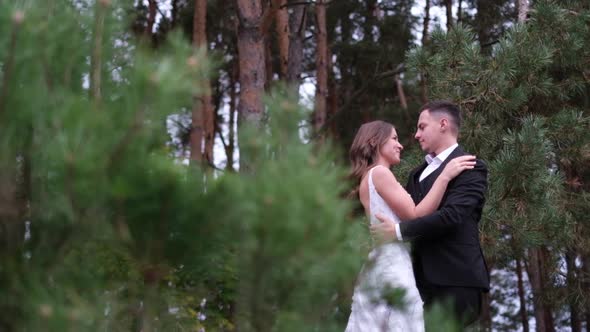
[370,213,398,242]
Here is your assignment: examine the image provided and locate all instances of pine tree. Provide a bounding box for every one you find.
[0,1,369,330]
[406,0,590,330]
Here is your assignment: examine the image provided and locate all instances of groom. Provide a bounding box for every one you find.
[374,100,489,327]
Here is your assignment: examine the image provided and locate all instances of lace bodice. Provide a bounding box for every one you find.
[367,165,403,226]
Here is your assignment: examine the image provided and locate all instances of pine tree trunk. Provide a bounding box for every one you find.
[445,0,453,31]
[146,0,157,40]
[457,0,463,24]
[526,247,555,332]
[394,74,407,110]
[237,0,266,127]
[90,1,107,105]
[584,255,590,330]
[475,0,492,46]
[286,0,306,92]
[0,172,16,251]
[422,0,430,46]
[516,258,530,332]
[225,61,238,171]
[0,122,29,284]
[540,248,556,331]
[190,99,204,164]
[518,0,529,23]
[191,0,215,166]
[420,0,430,103]
[204,108,215,167]
[480,292,492,331]
[171,0,179,28]
[364,0,377,41]
[17,126,31,254]
[275,0,289,79]
[527,248,545,332]
[313,0,328,135]
[479,258,493,330]
[200,1,215,166]
[0,11,22,117]
[0,155,27,258]
[326,47,338,139]
[566,251,582,332]
[265,32,273,90]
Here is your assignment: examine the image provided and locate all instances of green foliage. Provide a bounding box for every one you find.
[327,0,419,152]
[224,89,367,331]
[0,2,368,331]
[406,0,590,329]
[423,302,462,332]
[2,0,589,330]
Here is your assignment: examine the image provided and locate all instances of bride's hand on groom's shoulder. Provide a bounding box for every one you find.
[440,155,476,182]
[371,214,398,243]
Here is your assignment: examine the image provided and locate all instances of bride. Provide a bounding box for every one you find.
[345,120,475,331]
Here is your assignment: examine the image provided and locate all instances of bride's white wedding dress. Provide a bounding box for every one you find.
[345,166,424,332]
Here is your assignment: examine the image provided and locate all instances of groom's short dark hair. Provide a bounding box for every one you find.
[420,100,462,133]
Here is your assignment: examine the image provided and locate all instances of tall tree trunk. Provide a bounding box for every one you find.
[17,126,31,253]
[518,0,529,23]
[199,0,215,165]
[566,251,582,332]
[265,34,273,90]
[540,248,556,331]
[527,248,546,332]
[422,0,430,46]
[236,0,265,172]
[313,0,328,136]
[364,0,377,41]
[171,0,179,29]
[394,74,407,110]
[90,0,108,105]
[457,0,463,25]
[479,259,494,330]
[0,133,30,263]
[516,258,530,332]
[262,0,273,90]
[237,0,266,125]
[190,0,215,166]
[583,255,590,330]
[275,0,289,79]
[146,0,157,39]
[259,0,288,88]
[189,101,204,164]
[193,0,206,47]
[475,0,493,48]
[445,0,453,31]
[0,169,19,256]
[526,247,555,332]
[286,0,307,92]
[326,47,338,139]
[480,292,492,330]
[420,0,430,103]
[225,61,238,171]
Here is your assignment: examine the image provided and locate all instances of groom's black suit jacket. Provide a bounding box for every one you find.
[400,146,490,291]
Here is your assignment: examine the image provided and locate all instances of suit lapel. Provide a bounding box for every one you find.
[413,162,428,184]
[421,146,465,192]
[404,162,427,204]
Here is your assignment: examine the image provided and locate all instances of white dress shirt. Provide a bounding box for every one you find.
[395,143,459,241]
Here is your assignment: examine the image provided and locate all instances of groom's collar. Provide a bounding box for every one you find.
[425,143,459,165]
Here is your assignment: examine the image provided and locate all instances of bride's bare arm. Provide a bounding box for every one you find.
[372,156,476,221]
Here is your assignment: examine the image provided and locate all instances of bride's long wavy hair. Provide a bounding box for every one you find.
[348,120,395,198]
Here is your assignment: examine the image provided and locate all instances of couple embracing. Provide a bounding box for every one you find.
[345,100,490,331]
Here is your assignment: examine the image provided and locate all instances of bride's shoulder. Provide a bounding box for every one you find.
[371,165,397,184]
